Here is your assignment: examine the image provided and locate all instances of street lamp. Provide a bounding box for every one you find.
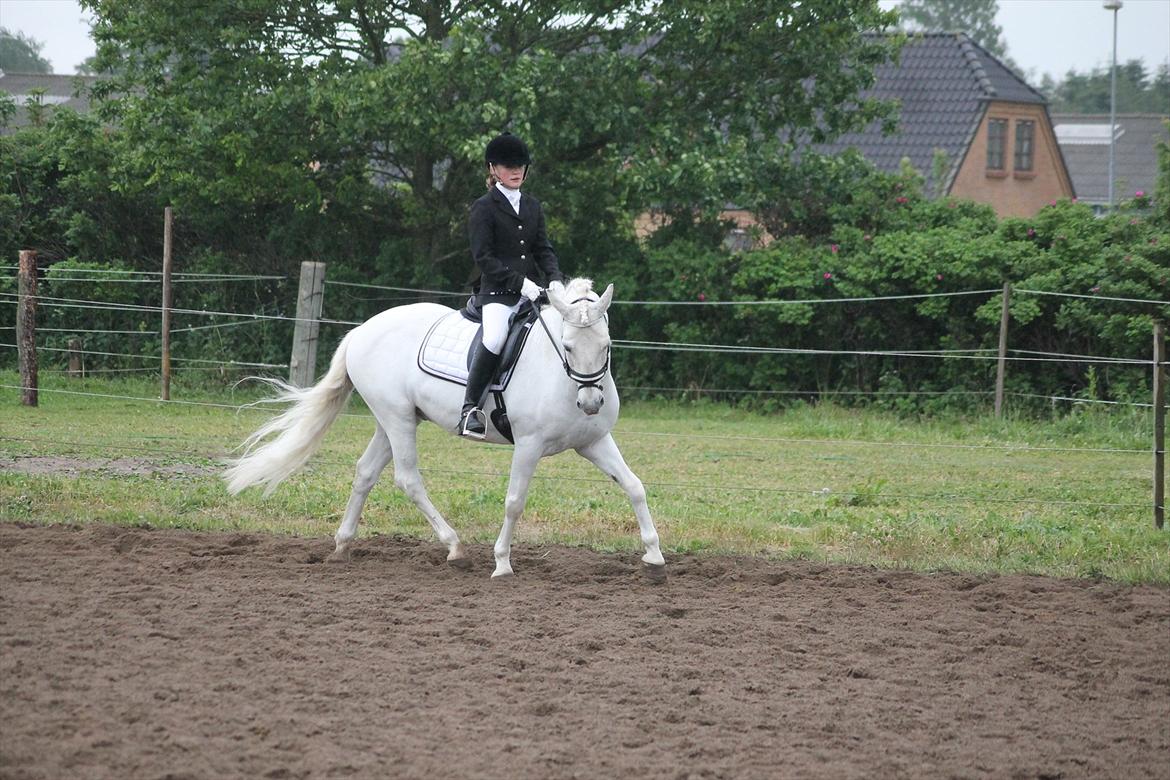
[1104,0,1122,210]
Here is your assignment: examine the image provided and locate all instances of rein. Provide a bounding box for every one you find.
[535,296,611,391]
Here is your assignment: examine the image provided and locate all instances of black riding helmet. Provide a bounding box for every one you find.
[485,132,531,167]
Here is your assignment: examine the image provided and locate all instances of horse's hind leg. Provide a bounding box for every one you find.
[331,425,394,561]
[385,417,469,566]
[576,434,665,570]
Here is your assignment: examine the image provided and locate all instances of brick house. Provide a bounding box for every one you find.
[815,32,1075,218]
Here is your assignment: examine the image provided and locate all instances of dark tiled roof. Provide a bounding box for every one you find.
[0,71,100,131]
[815,33,1046,186]
[1051,114,1169,205]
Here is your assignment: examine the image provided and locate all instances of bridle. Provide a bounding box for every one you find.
[535,296,611,391]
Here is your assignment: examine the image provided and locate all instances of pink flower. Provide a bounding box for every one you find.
[935,274,944,281]
[863,234,872,241]
[697,293,706,302]
[948,201,956,208]
[895,196,908,204]
[830,244,839,254]
[1130,218,1140,225]
[1136,190,1145,197]
[1049,200,1057,206]
[1090,286,1101,293]
[1071,197,1078,203]
[1027,228,1035,237]
[823,272,833,280]
[1151,238,1159,245]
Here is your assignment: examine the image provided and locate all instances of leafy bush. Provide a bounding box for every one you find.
[608,167,1168,410]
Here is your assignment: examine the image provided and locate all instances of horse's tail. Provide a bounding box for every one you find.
[224,332,355,497]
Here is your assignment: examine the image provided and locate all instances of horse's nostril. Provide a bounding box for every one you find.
[599,397,604,407]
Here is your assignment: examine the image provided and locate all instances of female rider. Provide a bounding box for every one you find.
[459,132,565,438]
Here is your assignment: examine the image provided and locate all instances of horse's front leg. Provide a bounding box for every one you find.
[492,443,543,578]
[576,433,665,569]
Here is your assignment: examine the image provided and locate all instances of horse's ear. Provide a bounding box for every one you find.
[596,283,615,313]
[547,283,572,317]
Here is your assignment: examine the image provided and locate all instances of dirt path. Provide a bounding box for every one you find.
[1,522,1167,780]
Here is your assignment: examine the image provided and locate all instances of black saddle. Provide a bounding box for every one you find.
[427,297,541,444]
[458,296,540,382]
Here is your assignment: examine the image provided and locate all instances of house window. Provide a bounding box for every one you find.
[987,118,1008,170]
[1014,120,1035,171]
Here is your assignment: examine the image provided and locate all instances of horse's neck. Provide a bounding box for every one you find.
[531,306,565,366]
[526,308,573,381]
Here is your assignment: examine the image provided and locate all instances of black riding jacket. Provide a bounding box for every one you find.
[468,186,564,305]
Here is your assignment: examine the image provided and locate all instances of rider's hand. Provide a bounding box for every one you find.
[547,280,565,296]
[521,278,541,301]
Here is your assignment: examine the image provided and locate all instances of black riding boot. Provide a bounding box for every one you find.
[458,344,501,439]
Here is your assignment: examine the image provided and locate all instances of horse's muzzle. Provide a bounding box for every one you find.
[577,387,604,415]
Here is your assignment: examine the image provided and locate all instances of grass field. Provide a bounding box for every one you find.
[1,371,1166,583]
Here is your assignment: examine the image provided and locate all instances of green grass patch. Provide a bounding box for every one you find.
[1,371,1166,583]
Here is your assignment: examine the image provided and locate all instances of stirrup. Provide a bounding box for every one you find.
[459,408,486,440]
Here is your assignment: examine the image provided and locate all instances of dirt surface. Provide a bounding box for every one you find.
[0,455,215,478]
[1,522,1167,780]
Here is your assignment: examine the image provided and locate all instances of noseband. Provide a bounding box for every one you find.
[536,296,611,391]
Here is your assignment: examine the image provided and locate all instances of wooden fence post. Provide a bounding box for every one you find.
[68,338,83,377]
[17,250,38,407]
[1154,321,1165,530]
[289,261,326,387]
[994,282,1011,418]
[161,206,173,400]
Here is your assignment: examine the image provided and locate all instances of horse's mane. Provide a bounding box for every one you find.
[553,277,606,329]
[564,277,595,300]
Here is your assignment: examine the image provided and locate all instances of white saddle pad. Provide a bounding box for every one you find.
[418,311,477,385]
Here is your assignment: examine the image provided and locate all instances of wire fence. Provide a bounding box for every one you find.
[0,273,1164,441]
[0,287,1161,367]
[0,274,1163,520]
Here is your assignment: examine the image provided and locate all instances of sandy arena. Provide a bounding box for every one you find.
[1,522,1167,779]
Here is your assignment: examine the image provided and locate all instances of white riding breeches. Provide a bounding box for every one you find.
[481,300,522,355]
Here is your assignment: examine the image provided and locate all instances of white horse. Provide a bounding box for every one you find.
[224,278,665,579]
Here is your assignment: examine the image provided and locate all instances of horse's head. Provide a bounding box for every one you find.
[546,278,614,415]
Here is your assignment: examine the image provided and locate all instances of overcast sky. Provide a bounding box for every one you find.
[2,0,1169,82]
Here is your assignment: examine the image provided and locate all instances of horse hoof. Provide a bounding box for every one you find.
[327,549,351,564]
[448,556,473,571]
[491,569,514,580]
[643,563,667,584]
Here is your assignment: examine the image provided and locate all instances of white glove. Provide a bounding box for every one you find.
[521,278,541,301]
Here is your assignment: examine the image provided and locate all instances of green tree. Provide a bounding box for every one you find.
[897,0,1008,59]
[81,0,901,287]
[0,27,53,73]
[1045,60,1170,114]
